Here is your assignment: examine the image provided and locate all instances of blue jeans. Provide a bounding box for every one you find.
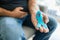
[0,14,57,40]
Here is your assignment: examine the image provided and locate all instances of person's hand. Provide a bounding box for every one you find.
[11,7,28,18]
[31,12,49,33]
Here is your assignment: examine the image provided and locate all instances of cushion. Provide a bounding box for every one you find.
[23,26,35,39]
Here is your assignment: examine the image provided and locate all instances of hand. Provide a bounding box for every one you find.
[31,12,49,33]
[11,7,28,18]
[42,12,49,33]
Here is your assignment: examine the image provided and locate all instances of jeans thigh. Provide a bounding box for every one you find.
[0,17,26,40]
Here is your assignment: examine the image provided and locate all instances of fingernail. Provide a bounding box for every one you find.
[36,28,39,30]
[44,29,49,33]
[21,7,24,9]
[35,27,39,30]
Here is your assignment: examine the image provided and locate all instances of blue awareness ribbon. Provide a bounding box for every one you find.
[36,10,48,28]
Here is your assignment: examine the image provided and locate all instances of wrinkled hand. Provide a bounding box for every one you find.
[11,7,28,18]
[31,12,49,33]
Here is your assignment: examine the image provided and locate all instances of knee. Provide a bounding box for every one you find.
[0,17,18,33]
[0,17,18,40]
[47,16,57,32]
[0,17,23,33]
[0,17,25,40]
[0,17,18,26]
[0,17,20,31]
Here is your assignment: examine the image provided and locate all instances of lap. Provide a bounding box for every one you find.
[23,15,57,31]
[23,15,57,40]
[33,16,57,40]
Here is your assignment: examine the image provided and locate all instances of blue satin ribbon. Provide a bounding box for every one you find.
[36,10,48,28]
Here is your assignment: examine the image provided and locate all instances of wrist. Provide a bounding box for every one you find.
[0,8,12,16]
[31,13,36,17]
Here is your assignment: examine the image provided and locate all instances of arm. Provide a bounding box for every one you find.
[28,0,40,27]
[28,0,40,15]
[29,0,44,32]
[0,7,12,16]
[28,0,49,33]
[0,7,27,18]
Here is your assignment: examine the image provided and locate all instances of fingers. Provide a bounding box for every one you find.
[15,7,27,14]
[15,7,28,14]
[36,26,49,33]
[20,13,28,18]
[42,13,49,23]
[41,12,49,23]
[44,19,49,24]
[39,27,49,33]
[20,11,27,14]
[39,27,44,32]
[35,27,39,30]
[16,7,28,18]
[15,7,24,10]
[43,27,49,33]
[43,16,49,23]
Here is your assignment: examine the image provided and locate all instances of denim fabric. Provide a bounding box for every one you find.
[0,15,57,40]
[0,17,26,40]
[33,17,57,40]
[23,16,57,40]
